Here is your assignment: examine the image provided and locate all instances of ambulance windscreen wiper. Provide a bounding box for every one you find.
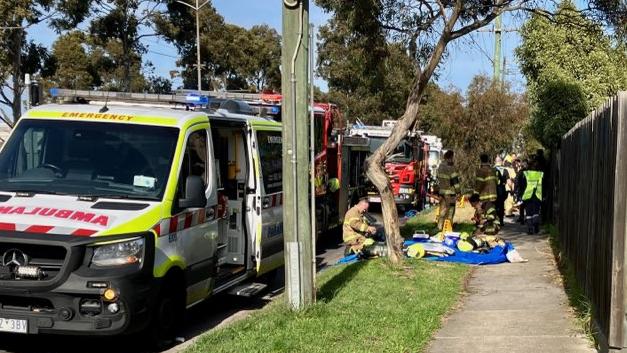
[8,190,69,197]
[78,194,159,201]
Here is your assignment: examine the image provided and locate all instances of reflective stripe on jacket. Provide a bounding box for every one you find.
[475,164,498,202]
[522,170,544,201]
[343,206,369,243]
[437,162,461,196]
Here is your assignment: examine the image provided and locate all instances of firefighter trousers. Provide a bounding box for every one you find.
[437,196,456,231]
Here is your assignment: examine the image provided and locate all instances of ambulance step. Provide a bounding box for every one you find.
[228,282,268,297]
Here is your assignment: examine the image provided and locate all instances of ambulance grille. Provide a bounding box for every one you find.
[0,243,66,281]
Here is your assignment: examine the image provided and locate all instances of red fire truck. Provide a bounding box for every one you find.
[349,121,429,211]
[241,93,370,234]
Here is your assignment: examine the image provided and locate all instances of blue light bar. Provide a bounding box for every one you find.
[185,94,209,105]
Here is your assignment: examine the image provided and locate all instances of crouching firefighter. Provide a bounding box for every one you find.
[343,197,379,256]
[469,193,501,235]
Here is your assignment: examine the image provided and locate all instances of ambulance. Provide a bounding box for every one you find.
[0,98,284,339]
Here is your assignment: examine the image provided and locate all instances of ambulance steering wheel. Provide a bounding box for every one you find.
[41,163,64,177]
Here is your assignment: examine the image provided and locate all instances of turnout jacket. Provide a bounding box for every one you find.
[343,205,370,244]
[437,162,461,196]
[475,164,498,202]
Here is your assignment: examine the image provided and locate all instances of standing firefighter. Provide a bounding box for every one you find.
[343,197,377,255]
[522,160,544,234]
[475,154,500,234]
[436,150,461,230]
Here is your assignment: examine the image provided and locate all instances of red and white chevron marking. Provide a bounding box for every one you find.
[153,208,207,237]
[0,222,98,237]
[263,193,283,209]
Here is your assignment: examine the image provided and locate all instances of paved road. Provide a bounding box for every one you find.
[0,224,352,353]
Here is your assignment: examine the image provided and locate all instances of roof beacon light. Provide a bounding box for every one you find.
[185,94,209,106]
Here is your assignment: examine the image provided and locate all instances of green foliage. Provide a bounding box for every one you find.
[531,80,588,147]
[154,4,281,91]
[316,1,415,124]
[420,76,528,186]
[186,259,469,353]
[86,0,156,92]
[516,0,627,147]
[48,31,94,89]
[0,0,92,121]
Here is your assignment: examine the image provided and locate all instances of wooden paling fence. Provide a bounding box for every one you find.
[558,91,627,350]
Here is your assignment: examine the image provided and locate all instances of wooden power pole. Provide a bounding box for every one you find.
[281,0,315,310]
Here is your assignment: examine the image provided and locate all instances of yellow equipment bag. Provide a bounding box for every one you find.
[406,244,426,259]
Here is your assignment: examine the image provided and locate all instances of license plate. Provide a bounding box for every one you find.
[368,196,381,203]
[0,318,28,334]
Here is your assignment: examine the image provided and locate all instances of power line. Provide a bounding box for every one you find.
[146,49,178,59]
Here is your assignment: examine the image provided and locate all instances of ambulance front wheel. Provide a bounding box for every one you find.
[146,273,186,346]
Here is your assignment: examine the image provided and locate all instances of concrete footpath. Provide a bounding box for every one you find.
[427,221,596,353]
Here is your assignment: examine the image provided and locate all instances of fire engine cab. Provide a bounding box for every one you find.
[349,121,429,211]
[0,90,284,339]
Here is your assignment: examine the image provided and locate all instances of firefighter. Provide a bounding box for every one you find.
[436,150,461,231]
[522,159,544,234]
[474,153,500,233]
[469,193,500,235]
[343,197,377,255]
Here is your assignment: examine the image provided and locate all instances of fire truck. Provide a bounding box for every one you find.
[349,121,429,211]
[232,92,370,234]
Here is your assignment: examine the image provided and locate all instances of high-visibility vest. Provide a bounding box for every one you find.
[522,170,543,201]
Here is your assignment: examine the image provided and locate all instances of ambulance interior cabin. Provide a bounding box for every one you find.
[210,122,249,281]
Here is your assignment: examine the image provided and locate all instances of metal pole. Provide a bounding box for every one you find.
[493,14,502,84]
[24,74,31,111]
[282,0,314,310]
[195,0,202,93]
[176,0,210,93]
[309,23,317,299]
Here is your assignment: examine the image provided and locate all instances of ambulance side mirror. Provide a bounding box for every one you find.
[179,175,207,209]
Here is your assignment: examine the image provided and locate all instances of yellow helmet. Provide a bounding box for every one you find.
[328,178,340,192]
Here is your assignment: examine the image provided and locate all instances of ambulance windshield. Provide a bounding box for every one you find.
[0,119,179,201]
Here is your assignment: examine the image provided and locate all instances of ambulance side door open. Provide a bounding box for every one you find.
[249,126,284,275]
[170,125,219,305]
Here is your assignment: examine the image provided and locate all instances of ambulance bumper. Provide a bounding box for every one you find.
[0,232,158,336]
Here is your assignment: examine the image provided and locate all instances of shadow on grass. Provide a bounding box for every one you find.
[547,224,598,348]
[317,261,367,303]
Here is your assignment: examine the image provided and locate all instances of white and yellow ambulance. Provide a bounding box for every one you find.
[0,100,283,339]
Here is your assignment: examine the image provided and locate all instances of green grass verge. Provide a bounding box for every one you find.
[186,259,469,353]
[402,206,475,238]
[546,224,598,347]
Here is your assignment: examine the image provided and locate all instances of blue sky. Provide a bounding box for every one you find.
[26,1,526,93]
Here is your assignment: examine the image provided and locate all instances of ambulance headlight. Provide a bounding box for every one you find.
[91,238,145,267]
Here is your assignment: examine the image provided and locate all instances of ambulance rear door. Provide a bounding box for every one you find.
[247,124,283,275]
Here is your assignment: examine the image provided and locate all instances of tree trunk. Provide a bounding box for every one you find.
[365,5,461,265]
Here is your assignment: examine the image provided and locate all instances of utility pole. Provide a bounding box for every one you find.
[502,56,507,87]
[281,0,314,310]
[493,14,502,84]
[176,0,209,93]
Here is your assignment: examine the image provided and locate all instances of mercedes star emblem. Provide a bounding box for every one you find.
[2,249,29,267]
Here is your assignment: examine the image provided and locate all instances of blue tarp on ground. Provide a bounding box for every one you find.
[335,240,516,265]
[404,238,514,265]
[426,243,514,265]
